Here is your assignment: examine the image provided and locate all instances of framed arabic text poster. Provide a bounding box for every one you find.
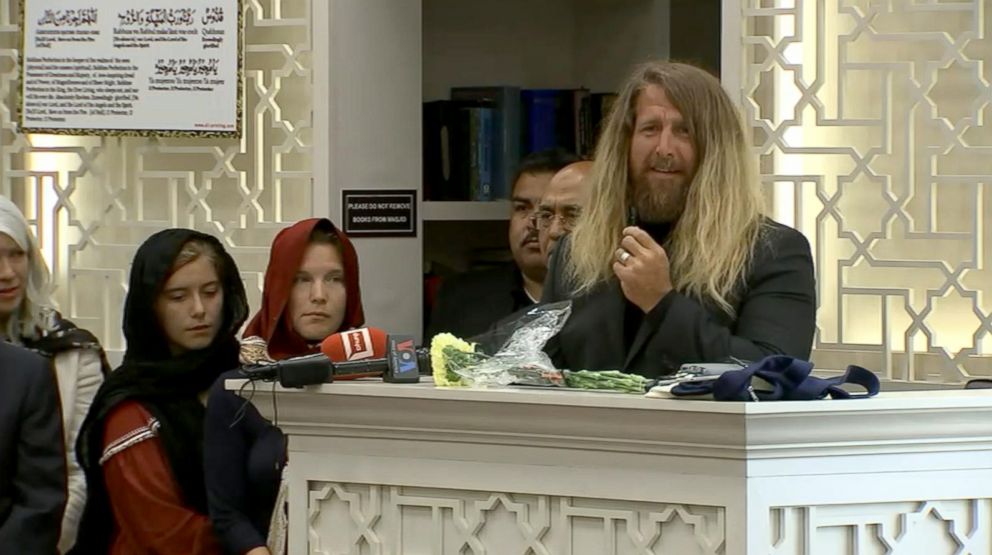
[20,1,243,137]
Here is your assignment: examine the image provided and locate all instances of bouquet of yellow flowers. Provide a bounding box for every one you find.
[429,333,480,387]
[428,302,650,394]
[429,302,572,388]
[429,332,565,388]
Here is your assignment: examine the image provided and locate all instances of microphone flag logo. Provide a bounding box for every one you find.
[342,328,374,360]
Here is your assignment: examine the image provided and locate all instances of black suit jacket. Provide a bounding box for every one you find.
[427,263,534,342]
[543,221,816,378]
[0,342,66,554]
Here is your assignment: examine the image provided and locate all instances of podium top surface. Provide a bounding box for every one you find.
[226,377,992,415]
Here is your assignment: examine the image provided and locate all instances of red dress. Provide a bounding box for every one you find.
[101,400,222,555]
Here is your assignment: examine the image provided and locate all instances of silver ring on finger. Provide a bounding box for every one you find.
[617,249,632,265]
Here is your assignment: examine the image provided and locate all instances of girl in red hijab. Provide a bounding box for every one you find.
[204,219,364,555]
[243,218,364,361]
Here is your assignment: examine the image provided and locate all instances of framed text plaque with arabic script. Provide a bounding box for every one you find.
[19,0,242,137]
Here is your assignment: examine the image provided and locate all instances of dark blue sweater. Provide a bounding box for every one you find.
[204,370,285,555]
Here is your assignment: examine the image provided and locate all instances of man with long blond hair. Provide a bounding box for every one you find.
[542,61,816,378]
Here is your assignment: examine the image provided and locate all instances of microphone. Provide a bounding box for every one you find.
[237,352,329,388]
[321,327,389,379]
[239,327,388,387]
[323,334,426,384]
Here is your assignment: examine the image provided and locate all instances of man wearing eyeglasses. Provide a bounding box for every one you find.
[427,148,581,342]
[535,161,593,261]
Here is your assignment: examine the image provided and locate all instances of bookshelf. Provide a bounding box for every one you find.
[421,0,670,217]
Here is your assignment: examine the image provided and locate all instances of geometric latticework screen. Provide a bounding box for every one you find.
[738,0,992,383]
[0,0,313,352]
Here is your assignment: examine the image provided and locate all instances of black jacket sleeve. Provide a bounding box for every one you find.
[541,238,570,304]
[0,353,66,555]
[633,223,816,368]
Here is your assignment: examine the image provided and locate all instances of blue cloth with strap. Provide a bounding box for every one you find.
[670,355,879,401]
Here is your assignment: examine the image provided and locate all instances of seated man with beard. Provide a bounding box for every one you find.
[542,61,816,378]
[428,148,580,341]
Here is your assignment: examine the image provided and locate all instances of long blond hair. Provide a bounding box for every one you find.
[567,61,765,315]
[0,195,55,341]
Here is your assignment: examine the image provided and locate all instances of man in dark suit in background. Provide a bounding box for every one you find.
[428,148,580,341]
[543,61,816,377]
[536,160,594,262]
[0,341,66,553]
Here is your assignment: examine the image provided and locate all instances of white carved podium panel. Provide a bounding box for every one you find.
[307,484,724,554]
[770,500,992,554]
[237,381,992,555]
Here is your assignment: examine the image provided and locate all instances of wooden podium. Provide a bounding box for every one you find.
[237,380,992,554]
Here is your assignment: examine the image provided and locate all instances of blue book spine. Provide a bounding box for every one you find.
[500,89,521,199]
[450,86,522,199]
[522,89,560,154]
[468,109,481,201]
[477,108,494,201]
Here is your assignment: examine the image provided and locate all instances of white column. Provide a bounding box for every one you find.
[720,0,743,101]
[320,0,424,341]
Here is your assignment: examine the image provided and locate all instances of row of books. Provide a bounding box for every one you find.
[423,87,617,202]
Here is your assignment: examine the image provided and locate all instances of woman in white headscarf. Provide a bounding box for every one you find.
[0,195,108,552]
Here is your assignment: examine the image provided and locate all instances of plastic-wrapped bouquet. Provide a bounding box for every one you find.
[430,301,571,388]
[429,301,650,394]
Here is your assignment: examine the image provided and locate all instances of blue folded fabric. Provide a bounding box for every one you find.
[669,355,880,401]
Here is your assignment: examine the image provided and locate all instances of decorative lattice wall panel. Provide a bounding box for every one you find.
[738,0,992,382]
[0,0,313,351]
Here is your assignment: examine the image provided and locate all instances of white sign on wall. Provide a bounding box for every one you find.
[20,1,242,137]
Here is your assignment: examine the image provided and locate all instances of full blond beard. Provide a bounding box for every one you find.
[630,153,690,224]
[630,176,689,224]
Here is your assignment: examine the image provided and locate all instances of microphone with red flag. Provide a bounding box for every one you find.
[326,334,425,384]
[321,327,390,380]
[239,327,423,387]
[322,328,423,384]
